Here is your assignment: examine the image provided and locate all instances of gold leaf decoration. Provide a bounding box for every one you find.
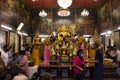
[94,30,99,43]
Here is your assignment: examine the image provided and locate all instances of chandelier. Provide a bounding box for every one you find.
[80,0,89,17]
[58,8,70,17]
[39,9,47,17]
[57,0,73,9]
[32,0,38,2]
[81,9,89,16]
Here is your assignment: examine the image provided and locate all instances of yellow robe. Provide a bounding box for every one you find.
[32,47,40,65]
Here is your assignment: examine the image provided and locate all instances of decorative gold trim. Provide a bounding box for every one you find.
[57,24,71,33]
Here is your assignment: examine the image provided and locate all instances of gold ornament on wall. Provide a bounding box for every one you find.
[93,30,99,43]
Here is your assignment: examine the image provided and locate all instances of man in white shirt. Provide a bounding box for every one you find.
[1,45,9,67]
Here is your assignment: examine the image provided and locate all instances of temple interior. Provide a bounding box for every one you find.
[0,0,120,80]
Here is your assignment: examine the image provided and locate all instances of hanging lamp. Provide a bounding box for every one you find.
[39,0,47,17]
[57,0,73,9]
[81,0,89,16]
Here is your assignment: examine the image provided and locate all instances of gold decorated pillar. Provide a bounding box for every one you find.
[89,30,99,59]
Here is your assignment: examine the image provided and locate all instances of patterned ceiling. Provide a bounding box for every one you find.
[26,0,103,8]
[0,0,120,36]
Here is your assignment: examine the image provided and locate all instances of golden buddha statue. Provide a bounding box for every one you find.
[32,32,41,65]
[33,32,41,45]
[57,24,71,41]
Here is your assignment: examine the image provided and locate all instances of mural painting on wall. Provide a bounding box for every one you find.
[52,8,75,33]
[0,0,30,27]
[53,19,74,31]
[39,11,52,34]
[0,0,16,24]
[99,0,120,31]
[112,1,120,26]
[76,8,96,35]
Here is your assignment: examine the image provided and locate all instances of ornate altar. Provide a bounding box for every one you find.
[38,25,89,78]
[50,24,77,64]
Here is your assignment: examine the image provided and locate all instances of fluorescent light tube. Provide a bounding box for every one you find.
[17,22,24,31]
[17,31,22,35]
[22,32,28,36]
[107,31,112,35]
[117,27,120,30]
[39,35,49,37]
[1,24,12,30]
[83,35,91,38]
[100,32,106,35]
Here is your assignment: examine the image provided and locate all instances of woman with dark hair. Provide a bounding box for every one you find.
[73,49,85,80]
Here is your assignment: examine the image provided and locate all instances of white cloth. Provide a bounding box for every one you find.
[116,50,120,61]
[1,50,8,66]
[13,74,28,80]
[28,65,38,79]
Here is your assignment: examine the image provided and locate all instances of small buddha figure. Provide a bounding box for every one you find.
[62,51,67,57]
[33,32,41,45]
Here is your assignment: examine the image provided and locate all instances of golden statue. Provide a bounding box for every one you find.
[57,24,71,41]
[94,30,99,43]
[33,32,41,45]
[50,24,77,63]
[32,32,41,65]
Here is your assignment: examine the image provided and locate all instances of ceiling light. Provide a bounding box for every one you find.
[100,32,106,36]
[17,22,24,31]
[1,24,12,30]
[94,0,97,1]
[58,8,70,17]
[39,9,47,17]
[57,0,73,9]
[39,35,49,37]
[81,9,89,16]
[32,0,38,2]
[22,32,28,36]
[107,31,112,35]
[17,31,22,35]
[117,27,120,30]
[83,35,91,38]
